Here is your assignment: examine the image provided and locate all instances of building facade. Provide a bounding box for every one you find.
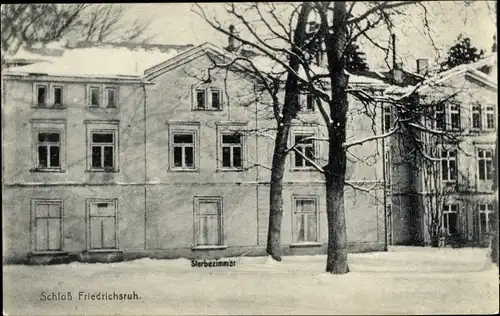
[387,54,498,246]
[2,42,389,264]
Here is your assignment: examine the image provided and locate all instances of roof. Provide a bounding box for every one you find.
[384,54,498,96]
[4,41,393,88]
[3,41,193,79]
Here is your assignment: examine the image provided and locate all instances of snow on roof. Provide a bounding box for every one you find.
[3,47,62,64]
[384,54,498,96]
[4,46,184,78]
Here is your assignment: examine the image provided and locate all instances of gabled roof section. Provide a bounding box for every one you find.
[144,42,239,80]
[385,55,497,96]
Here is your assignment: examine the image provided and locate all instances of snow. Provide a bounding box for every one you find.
[4,46,182,78]
[3,247,498,315]
[3,47,61,63]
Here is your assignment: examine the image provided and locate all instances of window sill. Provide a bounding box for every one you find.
[86,249,122,253]
[31,168,65,173]
[290,242,322,248]
[216,168,245,172]
[33,105,67,109]
[88,106,118,110]
[290,168,317,172]
[29,251,68,256]
[192,108,223,112]
[86,169,119,173]
[192,245,228,251]
[170,168,198,172]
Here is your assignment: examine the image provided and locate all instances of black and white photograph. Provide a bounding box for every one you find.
[1,2,498,315]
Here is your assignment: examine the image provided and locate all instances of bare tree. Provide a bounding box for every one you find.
[193,1,485,274]
[77,4,154,43]
[1,4,154,58]
[1,4,87,56]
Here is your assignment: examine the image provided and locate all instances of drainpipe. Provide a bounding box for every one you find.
[254,82,260,246]
[381,100,389,251]
[142,81,148,250]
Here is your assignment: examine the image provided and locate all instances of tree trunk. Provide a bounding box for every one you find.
[323,2,350,274]
[266,123,291,261]
[265,2,312,261]
[325,165,349,274]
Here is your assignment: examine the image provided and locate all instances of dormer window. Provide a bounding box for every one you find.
[194,86,222,110]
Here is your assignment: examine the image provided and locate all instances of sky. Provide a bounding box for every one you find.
[127,2,496,70]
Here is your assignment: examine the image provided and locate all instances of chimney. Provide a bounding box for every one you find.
[227,25,239,52]
[416,58,429,74]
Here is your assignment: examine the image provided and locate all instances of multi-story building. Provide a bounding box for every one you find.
[2,40,389,264]
[387,53,498,246]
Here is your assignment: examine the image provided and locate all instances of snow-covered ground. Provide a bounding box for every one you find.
[3,247,499,315]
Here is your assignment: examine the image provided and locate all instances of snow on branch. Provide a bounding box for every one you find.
[343,126,400,149]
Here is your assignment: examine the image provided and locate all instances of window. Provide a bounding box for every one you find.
[196,89,206,108]
[31,119,66,172]
[37,85,47,106]
[211,89,221,109]
[293,134,315,168]
[194,197,223,247]
[435,103,446,130]
[37,132,61,170]
[193,87,222,110]
[172,133,195,169]
[440,149,457,182]
[53,86,63,107]
[106,88,117,108]
[477,148,493,180]
[383,103,392,132]
[85,120,119,172]
[449,104,460,130]
[472,105,481,130]
[293,197,319,243]
[89,86,100,107]
[91,133,115,169]
[434,103,460,130]
[485,106,495,130]
[31,200,63,252]
[221,132,243,169]
[442,203,458,235]
[33,83,66,108]
[299,93,315,111]
[88,85,119,108]
[478,203,494,237]
[168,122,199,171]
[87,199,118,250]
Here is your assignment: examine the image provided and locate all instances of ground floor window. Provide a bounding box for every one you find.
[87,199,118,250]
[194,197,222,246]
[293,196,319,243]
[442,203,458,235]
[31,200,63,252]
[479,203,494,240]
